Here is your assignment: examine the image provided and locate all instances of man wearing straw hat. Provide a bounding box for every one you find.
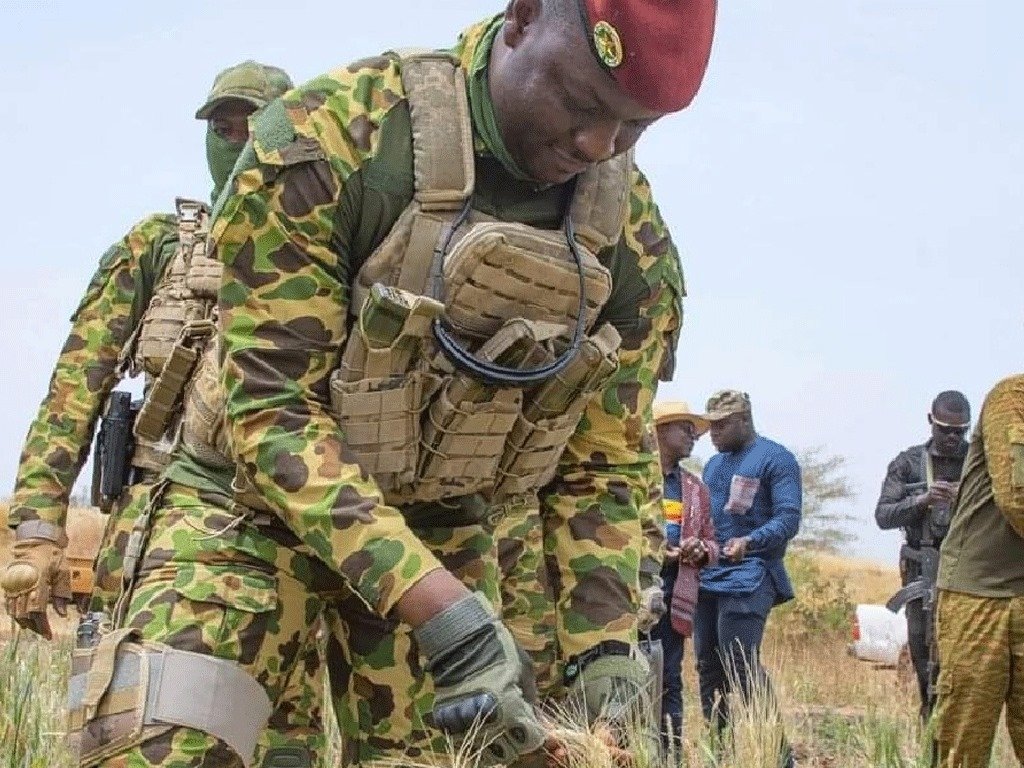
[651,400,718,753]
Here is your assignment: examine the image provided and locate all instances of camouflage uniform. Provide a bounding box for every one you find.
[82,16,684,767]
[0,62,323,767]
[497,472,665,699]
[9,212,178,613]
[934,374,1024,767]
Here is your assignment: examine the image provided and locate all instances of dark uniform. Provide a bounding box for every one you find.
[875,440,967,718]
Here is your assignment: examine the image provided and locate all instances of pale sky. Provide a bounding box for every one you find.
[1,2,1020,566]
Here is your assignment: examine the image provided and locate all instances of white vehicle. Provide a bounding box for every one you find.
[849,603,908,667]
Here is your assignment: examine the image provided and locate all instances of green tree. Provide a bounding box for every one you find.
[794,447,857,553]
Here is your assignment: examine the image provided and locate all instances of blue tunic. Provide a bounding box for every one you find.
[699,435,802,601]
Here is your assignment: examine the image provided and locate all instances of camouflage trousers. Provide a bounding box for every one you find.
[933,589,1024,767]
[90,480,152,614]
[82,484,326,767]
[327,512,501,765]
[84,483,501,767]
[495,500,560,698]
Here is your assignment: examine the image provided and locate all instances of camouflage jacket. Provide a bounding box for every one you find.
[8,215,179,530]
[212,18,684,654]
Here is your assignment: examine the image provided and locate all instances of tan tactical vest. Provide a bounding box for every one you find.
[327,52,631,507]
[118,198,221,472]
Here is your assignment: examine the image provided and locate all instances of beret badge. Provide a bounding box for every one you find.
[592,20,624,68]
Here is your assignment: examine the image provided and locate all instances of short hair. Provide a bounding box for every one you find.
[932,390,970,418]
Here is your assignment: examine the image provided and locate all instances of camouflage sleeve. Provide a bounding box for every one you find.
[542,169,683,659]
[980,375,1024,536]
[214,66,444,618]
[638,469,665,591]
[8,214,176,531]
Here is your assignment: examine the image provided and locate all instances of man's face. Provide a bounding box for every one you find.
[929,406,970,456]
[489,0,667,185]
[708,413,749,454]
[208,100,257,145]
[656,420,696,464]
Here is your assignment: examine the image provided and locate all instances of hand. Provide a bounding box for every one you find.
[722,536,750,562]
[664,545,681,562]
[414,592,545,767]
[566,652,658,757]
[1,537,72,640]
[542,724,635,767]
[565,655,651,733]
[914,481,958,508]
[678,536,707,566]
[637,581,666,634]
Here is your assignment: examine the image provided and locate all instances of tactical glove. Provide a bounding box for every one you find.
[637,579,666,635]
[415,592,545,767]
[1,536,72,640]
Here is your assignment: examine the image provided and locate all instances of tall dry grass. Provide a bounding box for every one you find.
[1,529,1019,767]
[0,632,73,768]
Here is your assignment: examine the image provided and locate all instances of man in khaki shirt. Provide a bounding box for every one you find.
[935,374,1024,767]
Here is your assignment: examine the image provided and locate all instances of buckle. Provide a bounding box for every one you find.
[175,197,207,224]
[563,640,631,684]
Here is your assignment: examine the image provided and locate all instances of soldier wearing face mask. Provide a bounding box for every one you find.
[0,61,323,768]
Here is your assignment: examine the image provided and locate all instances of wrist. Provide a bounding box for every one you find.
[413,591,494,660]
[395,568,472,629]
[13,521,67,547]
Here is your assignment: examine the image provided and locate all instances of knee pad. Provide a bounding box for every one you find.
[67,627,272,767]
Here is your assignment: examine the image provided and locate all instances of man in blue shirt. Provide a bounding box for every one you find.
[695,390,802,767]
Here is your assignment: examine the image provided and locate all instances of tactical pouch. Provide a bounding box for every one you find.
[414,319,563,502]
[492,323,621,500]
[330,285,446,491]
[330,371,440,490]
[442,222,612,341]
[183,253,222,297]
[134,320,216,442]
[416,378,521,501]
[67,627,272,767]
[135,296,191,377]
[180,339,234,470]
[339,285,444,381]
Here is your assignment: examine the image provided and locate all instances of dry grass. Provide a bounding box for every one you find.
[812,551,900,605]
[1,524,1019,767]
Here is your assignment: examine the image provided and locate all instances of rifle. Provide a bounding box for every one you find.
[885,480,943,712]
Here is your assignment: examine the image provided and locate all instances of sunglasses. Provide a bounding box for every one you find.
[935,423,969,436]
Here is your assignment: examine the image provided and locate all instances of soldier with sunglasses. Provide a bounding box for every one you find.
[875,390,971,721]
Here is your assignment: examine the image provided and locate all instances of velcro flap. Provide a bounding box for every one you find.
[444,222,612,340]
[149,648,272,767]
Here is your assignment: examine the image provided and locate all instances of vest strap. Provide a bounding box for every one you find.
[401,53,475,211]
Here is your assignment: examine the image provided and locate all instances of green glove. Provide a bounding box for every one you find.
[415,592,545,766]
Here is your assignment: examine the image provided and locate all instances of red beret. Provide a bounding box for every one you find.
[578,0,717,113]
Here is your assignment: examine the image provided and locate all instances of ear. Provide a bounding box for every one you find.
[927,413,935,426]
[503,0,544,48]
